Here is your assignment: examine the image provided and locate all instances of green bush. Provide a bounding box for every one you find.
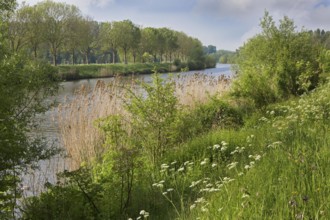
[232,12,321,107]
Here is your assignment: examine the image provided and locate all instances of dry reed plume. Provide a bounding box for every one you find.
[58,77,133,170]
[58,73,230,170]
[174,73,230,108]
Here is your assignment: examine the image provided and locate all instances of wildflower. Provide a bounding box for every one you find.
[190,204,196,210]
[177,167,184,172]
[190,180,201,188]
[242,193,250,198]
[162,192,168,195]
[222,177,234,183]
[157,184,164,188]
[200,188,210,193]
[213,144,220,150]
[201,206,208,212]
[230,150,237,155]
[227,161,238,170]
[259,117,269,122]
[212,163,217,168]
[218,207,223,212]
[209,188,220,192]
[152,183,158,187]
[139,210,149,218]
[161,164,169,169]
[167,188,174,192]
[244,165,250,170]
[159,180,165,184]
[255,155,261,161]
[221,141,228,146]
[184,161,190,166]
[220,146,227,152]
[171,161,177,165]
[238,172,244,176]
[195,197,205,203]
[200,158,208,166]
[206,183,213,188]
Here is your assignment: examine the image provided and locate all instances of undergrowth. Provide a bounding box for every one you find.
[21,77,330,219]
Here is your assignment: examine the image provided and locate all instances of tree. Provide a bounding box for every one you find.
[6,3,30,52]
[64,13,83,64]
[37,0,81,65]
[78,17,99,64]
[233,11,321,107]
[23,5,44,59]
[140,27,159,62]
[207,45,217,54]
[100,21,117,63]
[163,28,179,62]
[0,1,59,218]
[111,20,140,64]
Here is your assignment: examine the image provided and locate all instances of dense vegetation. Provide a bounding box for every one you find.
[0,1,60,218]
[3,0,216,70]
[1,0,330,218]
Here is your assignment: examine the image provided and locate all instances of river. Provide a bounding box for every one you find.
[23,64,233,196]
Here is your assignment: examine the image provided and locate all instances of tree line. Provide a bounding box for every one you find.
[4,0,216,67]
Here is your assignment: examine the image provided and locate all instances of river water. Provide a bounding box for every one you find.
[23,64,233,196]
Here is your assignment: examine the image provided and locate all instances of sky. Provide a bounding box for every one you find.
[17,0,330,51]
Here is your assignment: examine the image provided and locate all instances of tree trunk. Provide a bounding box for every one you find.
[85,52,89,64]
[112,50,116,64]
[33,46,38,59]
[72,49,75,65]
[124,49,127,64]
[53,49,57,66]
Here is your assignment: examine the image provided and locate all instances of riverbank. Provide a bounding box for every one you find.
[57,62,215,81]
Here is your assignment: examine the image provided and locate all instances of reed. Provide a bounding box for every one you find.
[174,73,230,108]
[57,73,230,170]
[57,77,133,169]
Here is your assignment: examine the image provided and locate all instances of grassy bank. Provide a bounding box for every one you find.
[57,63,175,80]
[22,73,330,219]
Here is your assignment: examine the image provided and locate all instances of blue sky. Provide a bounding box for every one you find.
[18,0,330,51]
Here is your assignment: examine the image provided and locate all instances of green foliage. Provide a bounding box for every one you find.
[23,168,101,219]
[57,63,172,80]
[204,55,217,68]
[125,73,180,166]
[176,98,243,142]
[233,11,321,107]
[319,49,330,81]
[4,1,213,68]
[185,81,330,219]
[0,54,59,217]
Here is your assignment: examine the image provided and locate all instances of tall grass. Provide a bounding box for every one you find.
[57,73,230,170]
[57,78,131,169]
[174,73,230,108]
[177,81,330,219]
